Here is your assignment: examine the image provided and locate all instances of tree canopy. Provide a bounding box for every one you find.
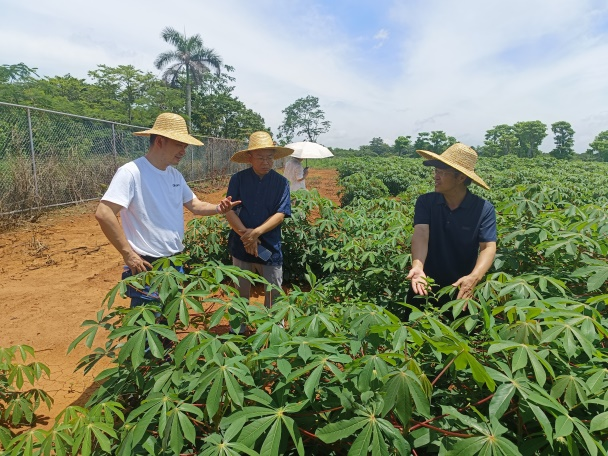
[277,95,331,144]
[155,27,223,130]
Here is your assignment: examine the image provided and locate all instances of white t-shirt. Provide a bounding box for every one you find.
[101,156,195,257]
[283,157,306,191]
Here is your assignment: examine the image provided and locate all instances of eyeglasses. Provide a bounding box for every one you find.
[250,155,274,163]
[434,168,458,177]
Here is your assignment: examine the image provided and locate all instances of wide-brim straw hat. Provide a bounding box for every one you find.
[230,131,294,164]
[133,112,203,146]
[416,143,490,190]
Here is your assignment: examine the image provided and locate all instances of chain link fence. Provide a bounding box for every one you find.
[0,102,254,217]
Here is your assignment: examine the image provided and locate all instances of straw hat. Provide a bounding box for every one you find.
[133,113,203,146]
[230,131,294,163]
[416,143,489,190]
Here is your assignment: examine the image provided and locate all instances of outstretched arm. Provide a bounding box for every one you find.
[452,241,497,299]
[184,195,241,216]
[406,224,430,295]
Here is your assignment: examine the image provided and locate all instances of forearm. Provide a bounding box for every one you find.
[251,213,285,237]
[225,210,247,233]
[95,203,134,259]
[410,229,429,269]
[470,242,497,280]
[188,199,220,216]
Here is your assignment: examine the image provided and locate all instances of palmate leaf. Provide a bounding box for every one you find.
[381,369,430,423]
[163,281,208,326]
[590,411,608,432]
[348,421,373,456]
[488,383,516,419]
[447,435,522,456]
[219,402,306,455]
[554,415,574,438]
[572,420,602,456]
[199,432,260,456]
[316,416,368,443]
[550,375,590,409]
[572,260,608,292]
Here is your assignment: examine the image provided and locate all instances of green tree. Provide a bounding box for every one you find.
[277,95,331,144]
[586,130,608,162]
[154,27,223,129]
[192,65,267,139]
[483,124,519,156]
[414,132,432,151]
[394,135,413,156]
[549,121,575,159]
[513,120,547,157]
[429,130,457,152]
[414,131,456,153]
[368,137,391,155]
[88,64,158,124]
[0,63,38,83]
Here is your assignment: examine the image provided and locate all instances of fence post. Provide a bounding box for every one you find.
[190,146,194,180]
[111,123,117,160]
[26,108,40,204]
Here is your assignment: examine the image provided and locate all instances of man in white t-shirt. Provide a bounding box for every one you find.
[95,113,240,305]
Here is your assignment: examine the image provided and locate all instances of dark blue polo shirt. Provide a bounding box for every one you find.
[227,168,291,265]
[413,191,496,287]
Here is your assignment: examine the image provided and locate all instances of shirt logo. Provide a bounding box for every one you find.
[172,184,180,187]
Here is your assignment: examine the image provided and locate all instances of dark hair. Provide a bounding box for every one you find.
[149,134,158,147]
[456,171,472,186]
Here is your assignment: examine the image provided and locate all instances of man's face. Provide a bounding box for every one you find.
[433,167,465,194]
[160,137,188,166]
[248,151,275,176]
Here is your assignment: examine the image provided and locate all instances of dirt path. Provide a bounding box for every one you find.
[0,168,339,428]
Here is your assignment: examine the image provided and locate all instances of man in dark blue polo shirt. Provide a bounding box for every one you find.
[225,131,293,314]
[405,143,497,317]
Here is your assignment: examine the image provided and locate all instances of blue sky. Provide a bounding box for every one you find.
[2,0,608,152]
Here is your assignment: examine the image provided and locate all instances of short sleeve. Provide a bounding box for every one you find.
[227,173,240,201]
[276,178,291,217]
[478,201,497,242]
[181,174,195,204]
[101,166,134,209]
[413,194,432,226]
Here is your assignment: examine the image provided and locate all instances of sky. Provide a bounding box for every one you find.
[2,0,608,152]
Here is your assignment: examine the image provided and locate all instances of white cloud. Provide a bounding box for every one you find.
[1,0,607,151]
[373,28,389,48]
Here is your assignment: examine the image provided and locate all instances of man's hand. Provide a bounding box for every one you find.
[124,251,152,274]
[407,266,429,296]
[452,274,480,299]
[217,196,241,214]
[238,229,260,256]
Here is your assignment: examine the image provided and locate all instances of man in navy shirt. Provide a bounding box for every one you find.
[406,143,497,316]
[225,131,293,313]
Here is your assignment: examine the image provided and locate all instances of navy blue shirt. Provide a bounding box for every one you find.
[413,191,497,287]
[227,168,291,265]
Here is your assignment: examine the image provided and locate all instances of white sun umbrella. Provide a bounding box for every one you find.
[285,141,334,167]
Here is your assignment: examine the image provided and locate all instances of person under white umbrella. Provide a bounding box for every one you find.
[284,142,334,190]
[283,156,308,191]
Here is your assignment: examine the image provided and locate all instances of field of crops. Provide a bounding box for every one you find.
[2,156,608,455]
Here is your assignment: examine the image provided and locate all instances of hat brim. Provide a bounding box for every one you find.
[230,146,294,164]
[416,149,489,190]
[133,128,203,146]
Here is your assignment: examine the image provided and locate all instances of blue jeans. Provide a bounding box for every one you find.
[121,257,184,308]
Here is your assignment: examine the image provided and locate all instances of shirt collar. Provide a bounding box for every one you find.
[437,190,473,209]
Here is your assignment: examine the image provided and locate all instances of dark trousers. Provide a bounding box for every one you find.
[388,286,455,322]
[121,255,184,308]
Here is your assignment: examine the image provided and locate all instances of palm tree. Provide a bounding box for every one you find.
[154,27,223,129]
